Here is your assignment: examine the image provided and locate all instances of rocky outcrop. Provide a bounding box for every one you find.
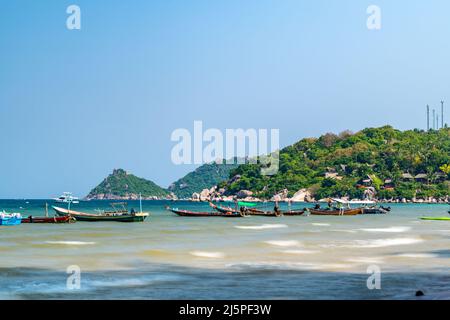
[290,189,313,202]
[236,190,253,199]
[199,189,211,201]
[271,189,289,202]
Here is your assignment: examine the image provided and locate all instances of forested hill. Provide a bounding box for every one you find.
[221,126,450,200]
[169,161,239,198]
[86,169,170,200]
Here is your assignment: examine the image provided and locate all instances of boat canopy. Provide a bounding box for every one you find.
[332,198,376,205]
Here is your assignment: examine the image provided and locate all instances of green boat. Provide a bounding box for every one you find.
[420,216,450,221]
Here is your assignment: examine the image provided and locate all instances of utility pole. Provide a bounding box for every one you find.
[441,100,444,128]
[427,105,430,130]
[433,109,436,130]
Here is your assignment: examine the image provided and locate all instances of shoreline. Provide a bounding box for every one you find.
[1,198,449,204]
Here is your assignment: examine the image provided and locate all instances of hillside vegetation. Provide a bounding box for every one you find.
[86,169,169,199]
[169,161,239,198]
[221,126,450,200]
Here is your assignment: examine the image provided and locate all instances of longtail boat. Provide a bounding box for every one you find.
[309,208,362,216]
[166,206,242,217]
[282,209,305,216]
[209,202,239,214]
[53,204,149,222]
[21,215,75,223]
[362,206,390,214]
[308,198,365,216]
[246,208,282,217]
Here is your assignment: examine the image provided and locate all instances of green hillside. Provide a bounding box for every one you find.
[169,161,240,198]
[86,169,169,199]
[220,126,450,200]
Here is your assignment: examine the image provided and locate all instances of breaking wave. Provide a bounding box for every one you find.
[189,251,225,258]
[264,240,300,247]
[45,241,96,246]
[359,226,411,233]
[235,224,288,230]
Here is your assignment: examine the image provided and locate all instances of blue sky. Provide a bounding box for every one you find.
[0,0,449,198]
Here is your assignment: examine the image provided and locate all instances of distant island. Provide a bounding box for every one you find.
[85,126,450,203]
[85,169,170,200]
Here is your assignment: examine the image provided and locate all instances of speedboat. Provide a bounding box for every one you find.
[53,192,79,204]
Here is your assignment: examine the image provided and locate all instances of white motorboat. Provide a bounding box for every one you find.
[53,192,80,204]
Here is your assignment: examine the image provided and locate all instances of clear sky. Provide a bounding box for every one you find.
[1,0,449,198]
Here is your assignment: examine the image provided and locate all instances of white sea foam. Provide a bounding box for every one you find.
[45,241,96,245]
[330,229,357,234]
[396,253,438,259]
[189,251,225,258]
[264,240,300,247]
[345,238,423,248]
[311,223,330,226]
[235,224,288,230]
[225,261,354,271]
[281,249,319,255]
[359,226,411,233]
[346,257,385,264]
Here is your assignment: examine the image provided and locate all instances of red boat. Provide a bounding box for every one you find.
[21,215,76,223]
[166,207,242,217]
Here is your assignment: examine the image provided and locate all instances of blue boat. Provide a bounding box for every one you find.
[0,212,22,226]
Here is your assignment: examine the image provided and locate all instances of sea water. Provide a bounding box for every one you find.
[0,200,448,299]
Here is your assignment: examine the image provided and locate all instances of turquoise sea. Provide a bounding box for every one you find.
[0,200,449,300]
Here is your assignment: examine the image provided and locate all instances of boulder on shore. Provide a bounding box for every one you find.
[272,189,289,201]
[290,189,313,202]
[199,189,211,201]
[192,192,200,201]
[237,190,253,199]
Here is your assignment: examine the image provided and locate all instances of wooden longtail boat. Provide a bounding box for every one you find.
[166,207,242,217]
[209,202,239,214]
[21,215,75,223]
[247,208,282,217]
[210,202,304,217]
[362,206,390,214]
[309,208,362,216]
[282,209,305,216]
[53,206,149,222]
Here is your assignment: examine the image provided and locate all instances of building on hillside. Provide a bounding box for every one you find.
[401,173,414,181]
[382,179,395,191]
[414,173,428,184]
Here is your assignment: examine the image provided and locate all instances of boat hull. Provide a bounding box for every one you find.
[168,207,242,217]
[282,210,305,216]
[247,208,282,217]
[309,208,362,216]
[0,217,21,226]
[53,206,148,222]
[421,217,450,221]
[362,208,389,214]
[21,216,75,223]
